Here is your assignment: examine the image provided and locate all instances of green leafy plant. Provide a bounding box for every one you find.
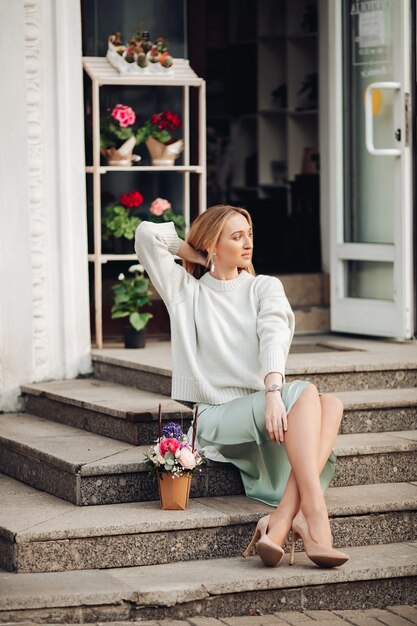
[147,197,186,239]
[102,191,143,241]
[111,265,153,332]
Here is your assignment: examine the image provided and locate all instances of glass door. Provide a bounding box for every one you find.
[329,0,413,338]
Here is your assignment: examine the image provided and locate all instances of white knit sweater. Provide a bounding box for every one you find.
[135,221,295,405]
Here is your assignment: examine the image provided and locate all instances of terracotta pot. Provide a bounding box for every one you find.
[101,136,138,166]
[124,327,146,349]
[146,136,184,166]
[158,473,191,510]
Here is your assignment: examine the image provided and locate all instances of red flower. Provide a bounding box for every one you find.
[120,190,144,208]
[159,437,180,456]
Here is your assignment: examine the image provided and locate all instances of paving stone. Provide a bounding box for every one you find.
[375,612,417,625]
[303,609,349,621]
[274,611,316,623]
[189,618,226,626]
[221,616,284,625]
[387,605,417,624]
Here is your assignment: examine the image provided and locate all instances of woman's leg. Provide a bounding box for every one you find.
[267,390,344,547]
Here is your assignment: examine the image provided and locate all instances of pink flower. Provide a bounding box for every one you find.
[178,447,196,470]
[159,437,180,456]
[111,104,136,128]
[150,197,171,216]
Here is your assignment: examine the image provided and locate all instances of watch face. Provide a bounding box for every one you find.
[268,384,281,392]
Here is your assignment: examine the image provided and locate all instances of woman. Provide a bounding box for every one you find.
[135,205,348,568]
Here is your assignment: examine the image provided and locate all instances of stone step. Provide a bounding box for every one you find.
[22,381,417,439]
[0,542,416,623]
[336,387,417,433]
[92,341,417,395]
[21,379,193,445]
[1,474,416,573]
[0,413,416,505]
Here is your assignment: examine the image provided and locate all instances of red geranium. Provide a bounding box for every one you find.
[120,190,144,209]
[159,437,180,456]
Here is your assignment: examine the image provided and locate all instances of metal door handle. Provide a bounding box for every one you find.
[365,82,401,156]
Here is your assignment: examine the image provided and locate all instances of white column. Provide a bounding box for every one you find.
[0,0,91,412]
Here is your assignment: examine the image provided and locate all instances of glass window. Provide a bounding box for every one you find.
[342,0,399,244]
[345,260,394,300]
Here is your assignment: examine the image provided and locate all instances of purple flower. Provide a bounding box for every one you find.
[162,422,183,439]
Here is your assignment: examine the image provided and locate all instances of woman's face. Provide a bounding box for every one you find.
[215,213,253,270]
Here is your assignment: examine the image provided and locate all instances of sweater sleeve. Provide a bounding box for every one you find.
[256,276,295,381]
[134,221,192,308]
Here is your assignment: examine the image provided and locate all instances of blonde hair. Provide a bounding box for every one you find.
[183,204,255,279]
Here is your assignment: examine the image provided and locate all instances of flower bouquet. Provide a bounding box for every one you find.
[136,110,183,166]
[144,405,205,510]
[100,104,142,166]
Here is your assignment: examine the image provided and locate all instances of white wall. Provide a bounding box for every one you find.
[0,0,91,411]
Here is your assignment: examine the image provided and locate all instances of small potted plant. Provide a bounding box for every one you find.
[136,110,183,165]
[144,406,205,510]
[148,197,186,240]
[111,264,153,348]
[102,190,144,253]
[100,104,142,166]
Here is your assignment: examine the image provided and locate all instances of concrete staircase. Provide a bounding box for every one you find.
[0,336,416,622]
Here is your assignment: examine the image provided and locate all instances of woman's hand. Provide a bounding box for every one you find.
[177,240,208,267]
[265,391,287,444]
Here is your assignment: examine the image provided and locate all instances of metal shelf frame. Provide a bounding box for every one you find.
[82,57,206,348]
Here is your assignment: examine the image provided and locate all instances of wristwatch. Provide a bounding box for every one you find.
[266,383,282,394]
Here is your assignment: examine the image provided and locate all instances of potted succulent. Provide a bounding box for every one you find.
[136,110,183,165]
[102,190,143,253]
[107,31,174,73]
[144,406,205,510]
[100,104,142,166]
[111,264,153,348]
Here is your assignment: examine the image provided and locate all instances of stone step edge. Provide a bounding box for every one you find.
[1,424,416,478]
[0,542,416,612]
[21,381,417,413]
[92,351,417,378]
[3,482,417,545]
[20,385,192,420]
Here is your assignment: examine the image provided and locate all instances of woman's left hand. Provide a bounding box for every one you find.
[265,392,287,444]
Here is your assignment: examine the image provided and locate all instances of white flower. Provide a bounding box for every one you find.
[129,264,144,274]
[153,443,165,465]
[118,273,125,280]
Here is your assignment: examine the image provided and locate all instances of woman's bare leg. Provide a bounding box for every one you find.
[266,390,344,547]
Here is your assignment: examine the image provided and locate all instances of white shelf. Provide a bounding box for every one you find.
[83,57,203,87]
[83,56,206,348]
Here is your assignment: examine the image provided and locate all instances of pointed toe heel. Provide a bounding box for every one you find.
[291,514,349,569]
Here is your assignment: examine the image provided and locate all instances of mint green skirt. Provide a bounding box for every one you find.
[196,380,337,507]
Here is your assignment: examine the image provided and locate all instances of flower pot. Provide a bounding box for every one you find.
[124,327,146,349]
[158,473,191,510]
[101,136,138,167]
[145,136,184,166]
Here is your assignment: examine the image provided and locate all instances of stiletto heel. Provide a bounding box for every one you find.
[291,512,349,568]
[242,514,285,567]
[242,526,262,557]
[289,530,299,566]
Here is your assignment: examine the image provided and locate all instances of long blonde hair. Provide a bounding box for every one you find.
[183,205,256,279]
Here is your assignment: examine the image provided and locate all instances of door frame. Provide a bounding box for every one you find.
[326,0,415,339]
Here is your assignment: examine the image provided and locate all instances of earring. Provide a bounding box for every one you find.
[210,253,216,273]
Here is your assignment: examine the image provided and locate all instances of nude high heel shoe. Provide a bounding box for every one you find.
[242,514,285,567]
[289,511,349,568]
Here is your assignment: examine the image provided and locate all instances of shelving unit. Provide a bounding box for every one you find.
[83,57,206,348]
[215,0,319,195]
